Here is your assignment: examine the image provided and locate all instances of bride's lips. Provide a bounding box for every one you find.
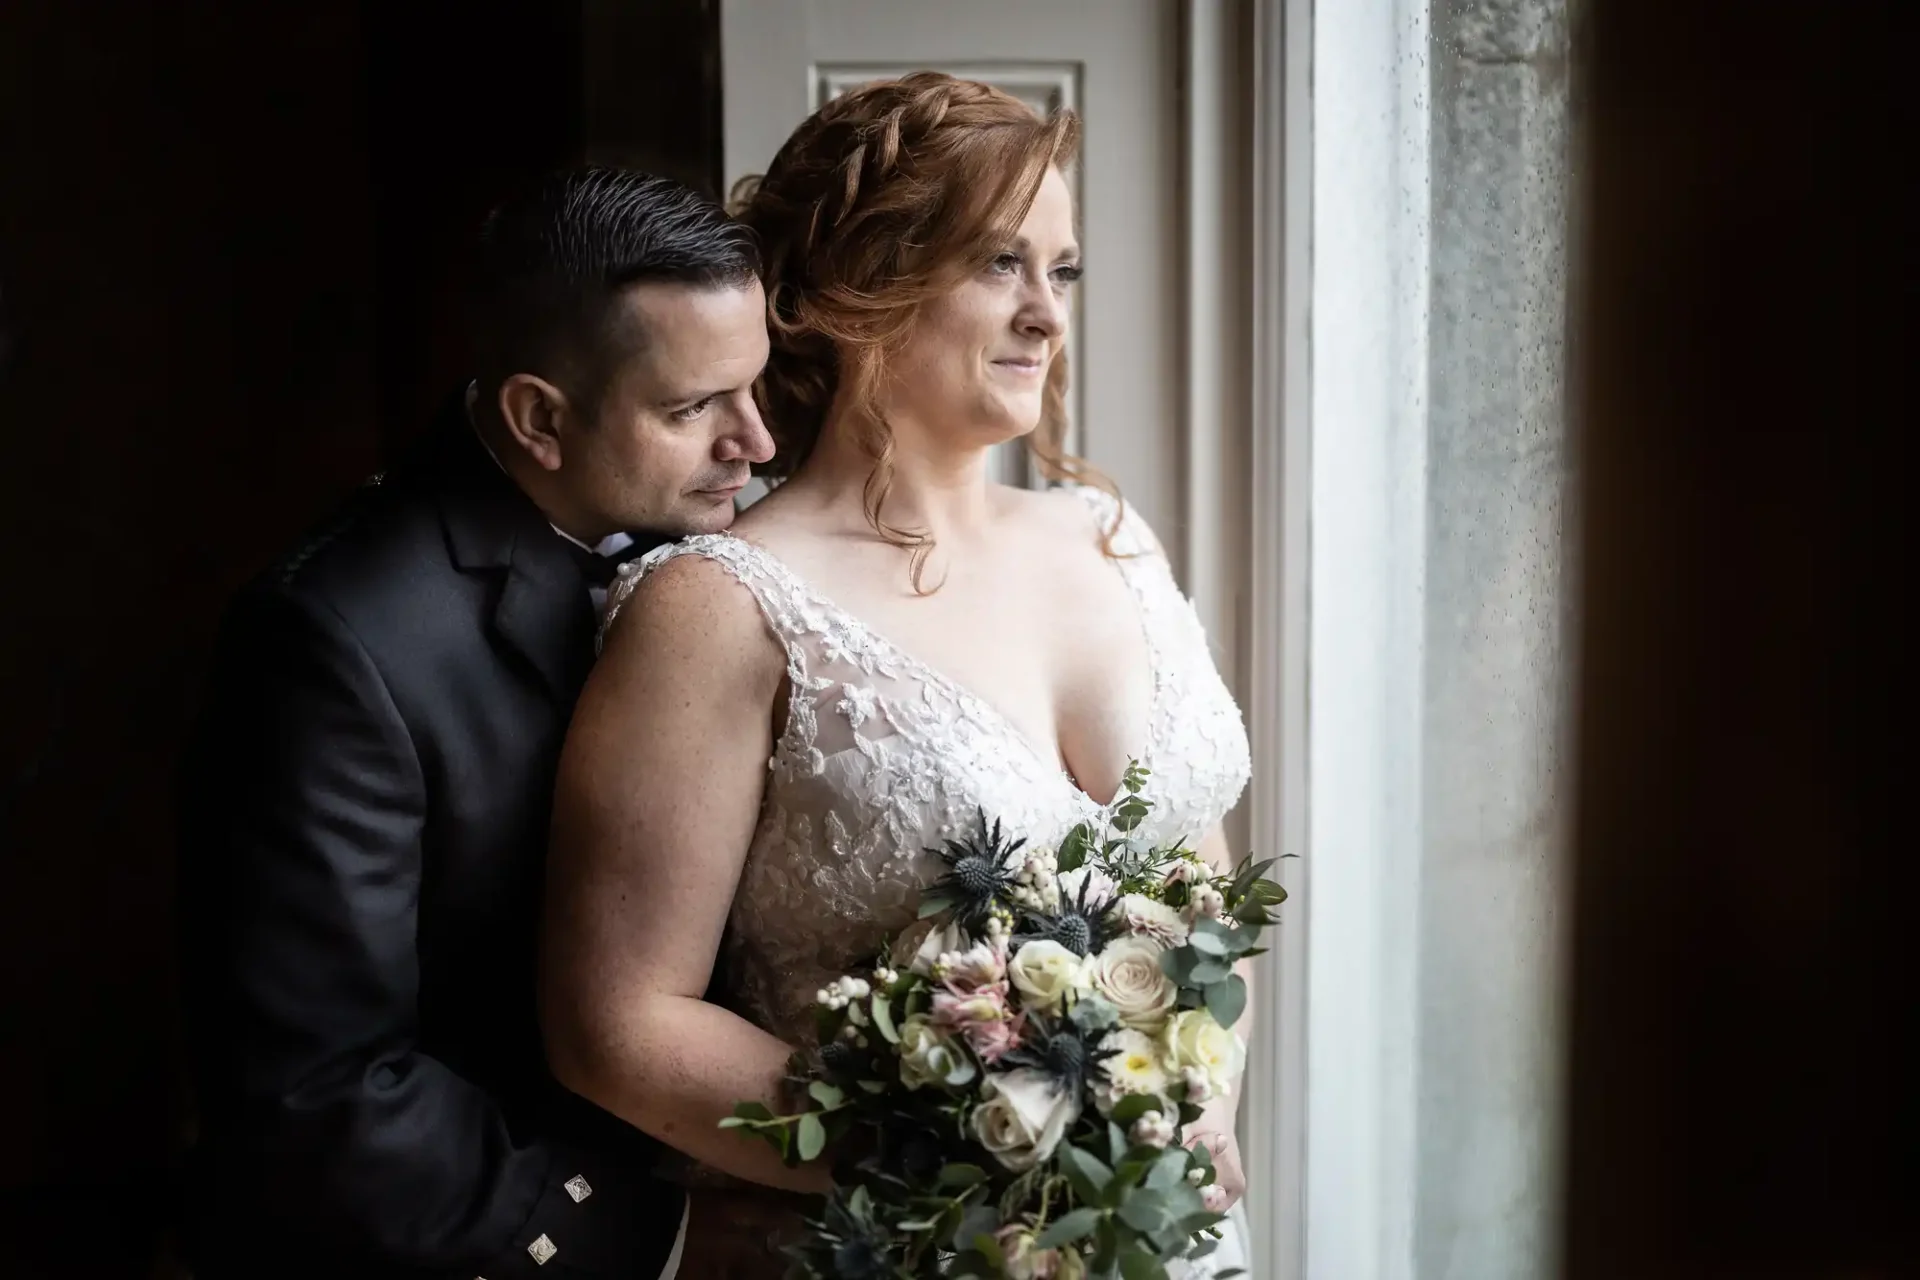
[992,356,1046,377]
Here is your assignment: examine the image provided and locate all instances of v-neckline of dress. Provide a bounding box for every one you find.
[715,531,1162,813]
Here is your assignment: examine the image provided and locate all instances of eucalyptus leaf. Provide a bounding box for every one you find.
[1034,1207,1106,1250]
[937,1163,988,1190]
[1205,974,1248,1028]
[871,993,900,1044]
[1119,1243,1172,1280]
[1160,949,1198,983]
[1188,960,1233,986]
[918,894,956,919]
[953,1204,1000,1254]
[1175,1212,1227,1237]
[1146,1147,1193,1192]
[1093,1216,1120,1272]
[797,1112,826,1162]
[808,1081,845,1108]
[1186,931,1230,958]
[1057,1143,1114,1202]
[1058,825,1091,873]
[1107,1093,1159,1127]
[1117,1189,1175,1235]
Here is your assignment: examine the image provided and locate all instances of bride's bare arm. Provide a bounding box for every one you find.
[541,556,829,1194]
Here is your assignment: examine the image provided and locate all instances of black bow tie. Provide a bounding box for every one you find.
[577,536,669,588]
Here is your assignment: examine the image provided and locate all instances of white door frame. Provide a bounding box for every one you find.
[1223,1,1313,1278]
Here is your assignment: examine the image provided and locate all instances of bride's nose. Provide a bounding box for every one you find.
[1014,280,1068,341]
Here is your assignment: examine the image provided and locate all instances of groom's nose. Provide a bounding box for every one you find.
[714,396,776,465]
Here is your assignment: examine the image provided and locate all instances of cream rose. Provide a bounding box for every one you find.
[897,1014,977,1091]
[1088,935,1178,1031]
[1161,1008,1248,1096]
[1007,939,1088,1014]
[971,1068,1081,1171]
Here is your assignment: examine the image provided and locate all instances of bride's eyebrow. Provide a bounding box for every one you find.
[994,235,1082,261]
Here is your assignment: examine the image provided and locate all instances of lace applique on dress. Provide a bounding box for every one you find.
[597,485,1252,1049]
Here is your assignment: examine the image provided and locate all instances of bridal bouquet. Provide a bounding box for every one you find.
[722,764,1285,1279]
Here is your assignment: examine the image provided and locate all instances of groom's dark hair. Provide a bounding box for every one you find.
[470,167,759,412]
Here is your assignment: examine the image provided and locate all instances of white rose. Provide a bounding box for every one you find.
[1007,939,1088,1014]
[1116,894,1189,947]
[897,1014,978,1091]
[905,920,968,977]
[971,1068,1081,1171]
[1088,936,1179,1031]
[1161,1008,1247,1096]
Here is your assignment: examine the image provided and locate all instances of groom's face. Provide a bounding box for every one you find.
[559,280,774,538]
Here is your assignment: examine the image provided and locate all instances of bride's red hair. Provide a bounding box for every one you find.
[729,71,1122,588]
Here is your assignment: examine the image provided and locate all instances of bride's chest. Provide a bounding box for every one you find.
[807,555,1157,793]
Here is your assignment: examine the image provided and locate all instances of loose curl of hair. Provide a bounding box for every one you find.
[730,71,1124,591]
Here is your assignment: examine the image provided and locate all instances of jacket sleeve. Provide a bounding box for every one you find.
[177,583,680,1278]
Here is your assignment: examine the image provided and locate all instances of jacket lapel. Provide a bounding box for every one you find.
[492,529,596,703]
[427,397,597,704]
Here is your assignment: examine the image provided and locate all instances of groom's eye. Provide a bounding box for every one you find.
[670,396,715,423]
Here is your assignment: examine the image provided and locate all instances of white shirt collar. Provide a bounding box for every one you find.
[464,380,634,559]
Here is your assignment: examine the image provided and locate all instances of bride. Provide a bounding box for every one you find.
[542,73,1254,1276]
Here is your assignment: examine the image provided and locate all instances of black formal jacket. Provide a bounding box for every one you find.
[176,397,679,1279]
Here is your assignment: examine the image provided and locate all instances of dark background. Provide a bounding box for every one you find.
[0,2,721,1273]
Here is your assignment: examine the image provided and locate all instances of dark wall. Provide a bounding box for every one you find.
[0,2,719,1273]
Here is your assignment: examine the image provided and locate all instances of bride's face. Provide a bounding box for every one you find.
[884,167,1080,449]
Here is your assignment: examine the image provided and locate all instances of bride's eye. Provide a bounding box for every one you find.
[1052,262,1084,287]
[987,252,1023,276]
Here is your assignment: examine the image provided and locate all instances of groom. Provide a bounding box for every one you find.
[175,169,773,1279]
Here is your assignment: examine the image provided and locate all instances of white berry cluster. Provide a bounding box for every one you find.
[1129,1109,1178,1149]
[815,974,871,1011]
[1009,847,1062,913]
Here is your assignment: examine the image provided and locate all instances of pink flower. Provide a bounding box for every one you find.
[1201,1184,1230,1214]
[937,940,1008,991]
[932,984,1024,1064]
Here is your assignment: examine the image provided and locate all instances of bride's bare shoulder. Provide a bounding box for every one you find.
[599,543,784,680]
[1003,482,1164,558]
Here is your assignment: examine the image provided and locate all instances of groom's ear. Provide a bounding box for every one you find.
[496,374,572,472]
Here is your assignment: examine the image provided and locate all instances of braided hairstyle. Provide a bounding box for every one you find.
[731,72,1122,588]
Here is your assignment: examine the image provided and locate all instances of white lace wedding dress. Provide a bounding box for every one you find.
[605,485,1253,1276]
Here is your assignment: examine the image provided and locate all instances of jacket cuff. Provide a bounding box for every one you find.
[474,1148,683,1280]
